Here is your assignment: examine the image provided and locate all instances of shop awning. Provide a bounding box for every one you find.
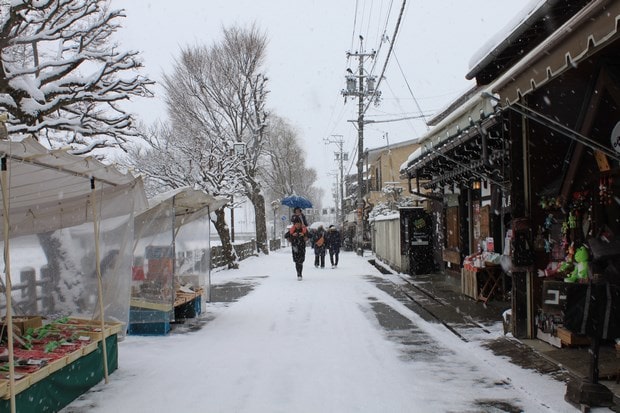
[492,0,620,104]
[400,89,506,190]
[401,0,619,190]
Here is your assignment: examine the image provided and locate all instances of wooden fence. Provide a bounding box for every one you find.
[0,267,52,315]
[210,238,282,269]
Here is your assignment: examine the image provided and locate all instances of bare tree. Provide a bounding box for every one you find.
[0,0,154,155]
[123,121,244,268]
[161,24,271,254]
[260,116,323,208]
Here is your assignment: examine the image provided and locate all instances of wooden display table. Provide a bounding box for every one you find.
[129,288,203,335]
[174,287,203,307]
[461,266,504,303]
[477,265,504,303]
[0,318,121,412]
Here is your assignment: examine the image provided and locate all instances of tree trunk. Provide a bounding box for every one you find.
[248,188,269,255]
[211,207,238,268]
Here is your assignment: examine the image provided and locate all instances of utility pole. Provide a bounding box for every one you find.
[342,36,379,256]
[327,170,339,220]
[324,135,347,226]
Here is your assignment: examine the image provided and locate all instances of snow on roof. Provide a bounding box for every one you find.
[467,0,547,76]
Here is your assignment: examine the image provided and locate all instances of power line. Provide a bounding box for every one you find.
[350,0,360,52]
[363,0,407,116]
[390,48,430,131]
[369,0,395,76]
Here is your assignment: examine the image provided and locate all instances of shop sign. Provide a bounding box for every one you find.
[612,121,620,154]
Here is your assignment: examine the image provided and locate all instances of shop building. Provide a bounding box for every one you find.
[402,0,620,342]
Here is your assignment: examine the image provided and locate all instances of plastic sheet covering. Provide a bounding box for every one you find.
[0,137,147,337]
[0,186,142,336]
[130,188,226,329]
[175,213,211,298]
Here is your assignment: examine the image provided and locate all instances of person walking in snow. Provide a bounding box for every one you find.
[291,207,308,227]
[325,225,341,268]
[312,224,327,269]
[285,215,308,280]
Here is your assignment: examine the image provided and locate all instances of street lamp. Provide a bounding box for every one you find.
[271,200,280,243]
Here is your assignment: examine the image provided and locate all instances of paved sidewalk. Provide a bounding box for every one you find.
[395,267,620,410]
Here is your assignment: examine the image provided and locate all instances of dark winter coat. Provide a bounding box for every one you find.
[325,228,341,252]
[291,212,308,227]
[285,225,308,264]
[312,228,327,256]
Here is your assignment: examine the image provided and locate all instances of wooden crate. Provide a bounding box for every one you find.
[63,317,123,337]
[81,340,99,356]
[27,364,51,386]
[0,373,30,398]
[1,316,42,334]
[557,326,590,347]
[66,348,83,364]
[0,380,8,399]
[47,357,68,374]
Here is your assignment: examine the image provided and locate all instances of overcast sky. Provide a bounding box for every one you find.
[113,0,533,207]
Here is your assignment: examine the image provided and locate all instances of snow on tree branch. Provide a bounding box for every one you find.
[0,0,154,154]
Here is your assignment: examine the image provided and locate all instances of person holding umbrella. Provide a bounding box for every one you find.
[281,195,312,227]
[284,215,308,280]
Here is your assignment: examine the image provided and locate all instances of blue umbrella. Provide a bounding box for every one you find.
[281,195,313,209]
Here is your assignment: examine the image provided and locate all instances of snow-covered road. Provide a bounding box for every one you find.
[62,249,582,413]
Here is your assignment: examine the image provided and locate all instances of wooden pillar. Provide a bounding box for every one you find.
[509,110,531,338]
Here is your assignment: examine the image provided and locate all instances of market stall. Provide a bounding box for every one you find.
[0,137,147,412]
[129,188,227,335]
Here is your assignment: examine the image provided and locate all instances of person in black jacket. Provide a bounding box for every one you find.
[284,215,308,280]
[291,207,308,227]
[312,225,327,268]
[325,225,342,268]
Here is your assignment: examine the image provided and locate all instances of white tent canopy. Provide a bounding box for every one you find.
[137,187,228,235]
[0,136,147,410]
[0,136,146,237]
[129,188,228,334]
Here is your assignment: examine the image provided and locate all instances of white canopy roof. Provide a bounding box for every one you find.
[135,187,228,237]
[0,136,147,237]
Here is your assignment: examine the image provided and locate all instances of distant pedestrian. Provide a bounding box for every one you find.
[325,225,341,268]
[284,215,308,280]
[312,224,327,269]
[291,207,308,227]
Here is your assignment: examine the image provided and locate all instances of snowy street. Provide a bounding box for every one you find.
[61,249,585,413]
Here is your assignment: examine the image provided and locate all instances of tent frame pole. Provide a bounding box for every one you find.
[2,156,16,413]
[91,178,109,384]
